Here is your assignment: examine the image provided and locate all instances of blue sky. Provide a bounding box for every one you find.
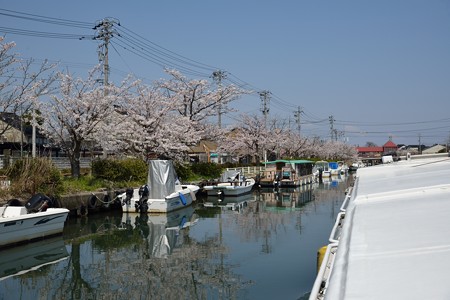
[1,1,450,147]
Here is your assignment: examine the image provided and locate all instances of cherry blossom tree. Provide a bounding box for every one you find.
[157,69,250,139]
[218,111,358,164]
[37,68,135,178]
[217,113,270,165]
[0,37,57,145]
[106,83,199,161]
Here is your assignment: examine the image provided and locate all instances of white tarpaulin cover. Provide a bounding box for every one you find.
[324,155,450,300]
[148,160,177,199]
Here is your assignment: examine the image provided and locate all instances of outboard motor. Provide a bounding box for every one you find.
[25,193,54,213]
[123,188,134,206]
[135,185,149,213]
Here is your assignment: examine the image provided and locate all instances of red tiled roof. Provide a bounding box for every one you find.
[383,140,397,148]
[356,147,384,153]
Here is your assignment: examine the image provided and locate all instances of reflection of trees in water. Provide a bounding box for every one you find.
[5,179,354,299]
[28,213,252,299]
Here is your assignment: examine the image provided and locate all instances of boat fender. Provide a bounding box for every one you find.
[103,194,111,206]
[189,190,196,201]
[179,215,187,229]
[317,245,328,274]
[88,195,97,209]
[179,192,187,205]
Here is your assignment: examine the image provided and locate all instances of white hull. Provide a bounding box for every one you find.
[204,178,255,197]
[0,207,69,248]
[121,205,196,230]
[119,185,198,213]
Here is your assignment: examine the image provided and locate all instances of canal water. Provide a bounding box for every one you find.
[0,175,352,300]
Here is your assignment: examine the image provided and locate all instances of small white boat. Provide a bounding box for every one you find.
[118,160,200,213]
[0,194,69,248]
[313,160,331,179]
[203,170,255,197]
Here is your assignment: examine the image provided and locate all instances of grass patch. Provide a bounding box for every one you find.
[61,175,144,194]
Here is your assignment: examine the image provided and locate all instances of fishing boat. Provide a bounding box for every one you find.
[0,194,69,248]
[313,160,331,179]
[118,160,200,213]
[203,169,255,197]
[259,160,315,188]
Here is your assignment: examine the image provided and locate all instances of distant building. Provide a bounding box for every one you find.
[356,139,398,158]
[0,112,50,157]
[356,139,399,165]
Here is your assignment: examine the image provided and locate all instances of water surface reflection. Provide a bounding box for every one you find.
[0,175,352,299]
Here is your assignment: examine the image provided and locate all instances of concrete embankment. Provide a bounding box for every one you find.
[1,190,123,217]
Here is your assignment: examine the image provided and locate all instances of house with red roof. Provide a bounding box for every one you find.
[356,138,398,161]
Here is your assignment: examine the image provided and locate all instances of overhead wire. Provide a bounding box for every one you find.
[118,25,219,72]
[0,8,93,29]
[3,8,448,144]
[0,27,94,40]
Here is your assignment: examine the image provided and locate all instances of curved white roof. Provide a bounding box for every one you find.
[322,155,450,300]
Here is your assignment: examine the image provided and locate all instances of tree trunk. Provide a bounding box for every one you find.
[70,140,82,178]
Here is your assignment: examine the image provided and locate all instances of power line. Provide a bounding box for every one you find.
[0,26,94,40]
[0,8,93,28]
[118,25,218,73]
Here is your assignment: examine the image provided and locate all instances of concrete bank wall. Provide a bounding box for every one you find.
[57,190,122,216]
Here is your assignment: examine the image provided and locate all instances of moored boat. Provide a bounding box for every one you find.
[118,160,199,213]
[203,170,255,197]
[259,160,315,188]
[313,160,331,179]
[0,194,69,248]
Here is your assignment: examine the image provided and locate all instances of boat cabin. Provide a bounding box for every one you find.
[259,160,314,187]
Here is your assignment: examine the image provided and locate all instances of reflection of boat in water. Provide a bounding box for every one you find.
[0,236,68,281]
[258,185,315,209]
[203,193,255,212]
[120,205,198,258]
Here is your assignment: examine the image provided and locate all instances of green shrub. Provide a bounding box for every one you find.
[174,163,194,182]
[92,158,147,182]
[191,162,223,179]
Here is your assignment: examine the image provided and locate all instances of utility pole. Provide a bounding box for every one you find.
[329,115,337,141]
[212,70,227,128]
[294,106,303,136]
[418,134,422,155]
[93,18,119,158]
[259,90,271,162]
[94,18,119,91]
[259,90,271,126]
[32,113,36,158]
